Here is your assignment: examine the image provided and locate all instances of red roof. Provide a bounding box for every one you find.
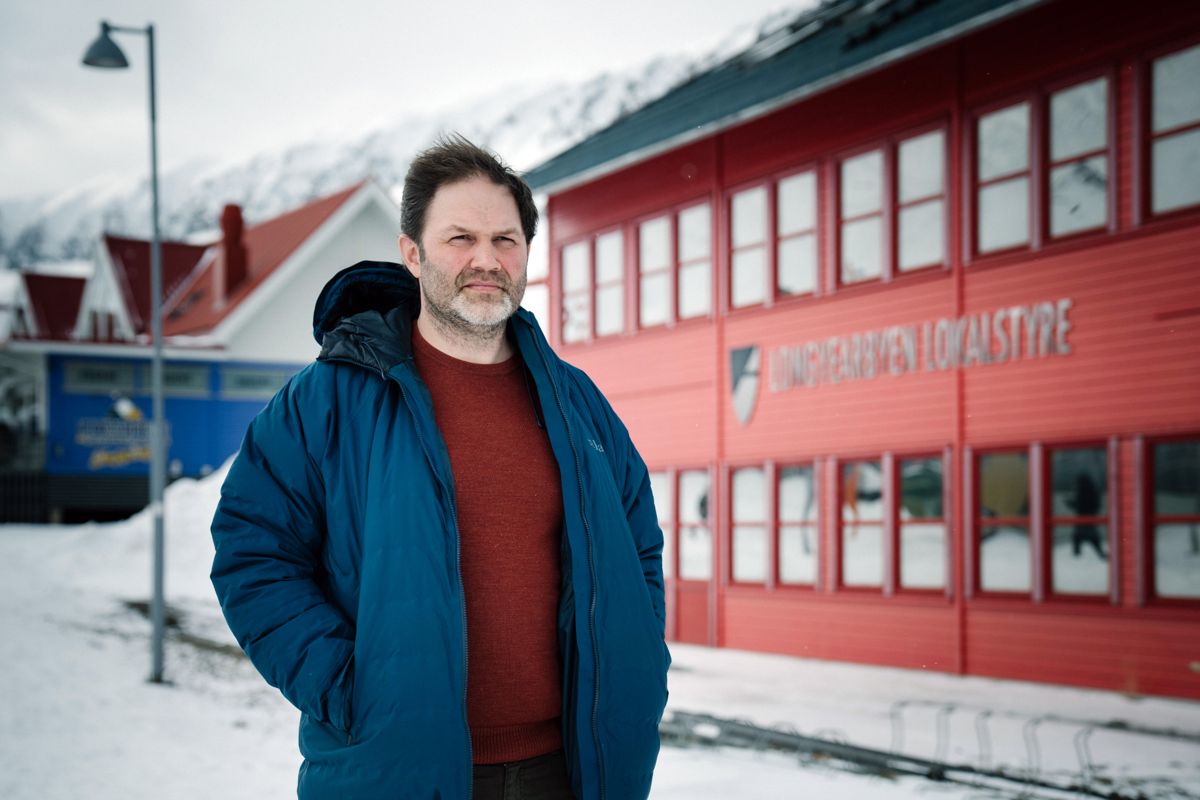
[23,274,86,340]
[103,235,211,334]
[163,182,363,336]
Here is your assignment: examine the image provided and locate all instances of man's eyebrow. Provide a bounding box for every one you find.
[442,224,522,237]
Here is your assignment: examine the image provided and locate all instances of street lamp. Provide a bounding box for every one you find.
[82,20,168,685]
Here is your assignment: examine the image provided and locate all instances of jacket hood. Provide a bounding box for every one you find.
[312,260,545,377]
[312,261,417,345]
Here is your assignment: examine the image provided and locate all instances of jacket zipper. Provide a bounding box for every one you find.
[531,332,606,800]
[368,356,473,797]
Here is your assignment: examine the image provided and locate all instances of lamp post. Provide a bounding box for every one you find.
[82,20,167,684]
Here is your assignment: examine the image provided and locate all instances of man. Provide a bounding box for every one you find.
[210,136,669,800]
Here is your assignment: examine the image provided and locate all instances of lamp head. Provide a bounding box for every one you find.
[82,22,129,69]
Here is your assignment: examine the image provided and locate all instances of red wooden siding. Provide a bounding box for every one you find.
[542,0,1200,699]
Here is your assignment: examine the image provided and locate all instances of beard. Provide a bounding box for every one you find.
[418,255,527,340]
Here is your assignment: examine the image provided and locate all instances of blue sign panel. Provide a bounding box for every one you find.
[46,355,303,478]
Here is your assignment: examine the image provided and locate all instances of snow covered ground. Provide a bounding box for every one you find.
[1,465,1198,799]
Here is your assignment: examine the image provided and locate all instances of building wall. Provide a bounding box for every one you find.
[541,0,1200,698]
[228,201,399,363]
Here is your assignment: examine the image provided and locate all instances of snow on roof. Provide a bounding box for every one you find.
[23,259,94,278]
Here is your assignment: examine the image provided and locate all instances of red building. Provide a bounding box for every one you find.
[525,0,1200,699]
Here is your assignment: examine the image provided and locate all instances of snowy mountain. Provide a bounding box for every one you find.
[0,5,805,269]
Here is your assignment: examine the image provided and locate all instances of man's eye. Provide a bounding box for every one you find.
[451,235,470,243]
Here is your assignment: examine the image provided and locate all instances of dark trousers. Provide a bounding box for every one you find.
[472,750,575,800]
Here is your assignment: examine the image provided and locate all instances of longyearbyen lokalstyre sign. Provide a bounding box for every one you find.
[765,298,1074,393]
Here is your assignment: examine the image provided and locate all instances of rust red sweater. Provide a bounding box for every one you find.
[412,328,564,764]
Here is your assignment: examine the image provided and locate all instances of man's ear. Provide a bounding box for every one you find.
[398,234,422,278]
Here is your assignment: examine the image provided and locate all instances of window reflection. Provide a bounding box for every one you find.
[732,249,767,308]
[981,525,1031,591]
[1050,447,1108,595]
[1051,78,1107,161]
[779,465,818,585]
[561,241,590,343]
[900,457,945,589]
[1050,158,1108,237]
[731,187,768,308]
[1153,43,1200,133]
[979,452,1029,592]
[978,103,1030,180]
[841,217,883,283]
[639,217,670,327]
[1154,441,1200,599]
[778,171,817,296]
[679,469,711,580]
[1152,44,1200,214]
[898,199,944,271]
[977,103,1031,253]
[1049,78,1108,237]
[778,172,816,235]
[978,177,1030,252]
[594,230,623,337]
[899,131,944,203]
[842,460,883,587]
[1152,129,1200,214]
[732,467,767,583]
[677,204,712,319]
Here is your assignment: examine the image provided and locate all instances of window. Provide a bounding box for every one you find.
[638,202,712,327]
[1150,43,1200,215]
[837,129,946,285]
[899,456,946,590]
[729,169,819,308]
[731,466,768,583]
[1048,446,1109,595]
[778,172,819,296]
[638,216,671,327]
[1049,78,1109,237]
[649,471,673,580]
[524,233,550,336]
[64,361,135,394]
[976,102,1032,253]
[974,76,1111,255]
[136,364,211,398]
[778,464,818,585]
[678,469,712,580]
[840,150,885,284]
[730,187,769,308]
[677,204,712,320]
[841,460,884,587]
[977,451,1031,592]
[219,367,293,400]
[559,231,624,344]
[897,131,947,270]
[560,241,590,344]
[1151,440,1200,599]
[594,231,624,336]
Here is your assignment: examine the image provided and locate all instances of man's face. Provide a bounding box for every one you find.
[399,175,528,335]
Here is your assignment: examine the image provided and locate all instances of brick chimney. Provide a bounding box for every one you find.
[218,203,247,307]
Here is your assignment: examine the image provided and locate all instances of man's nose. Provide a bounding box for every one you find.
[469,241,503,269]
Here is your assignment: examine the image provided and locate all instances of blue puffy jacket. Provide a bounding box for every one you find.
[211,261,669,799]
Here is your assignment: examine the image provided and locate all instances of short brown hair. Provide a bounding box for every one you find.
[400,134,538,248]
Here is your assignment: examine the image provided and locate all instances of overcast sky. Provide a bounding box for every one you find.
[1,0,801,202]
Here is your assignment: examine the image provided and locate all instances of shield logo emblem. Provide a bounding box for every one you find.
[729,345,761,426]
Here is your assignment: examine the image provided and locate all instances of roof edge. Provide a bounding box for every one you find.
[528,0,1046,195]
